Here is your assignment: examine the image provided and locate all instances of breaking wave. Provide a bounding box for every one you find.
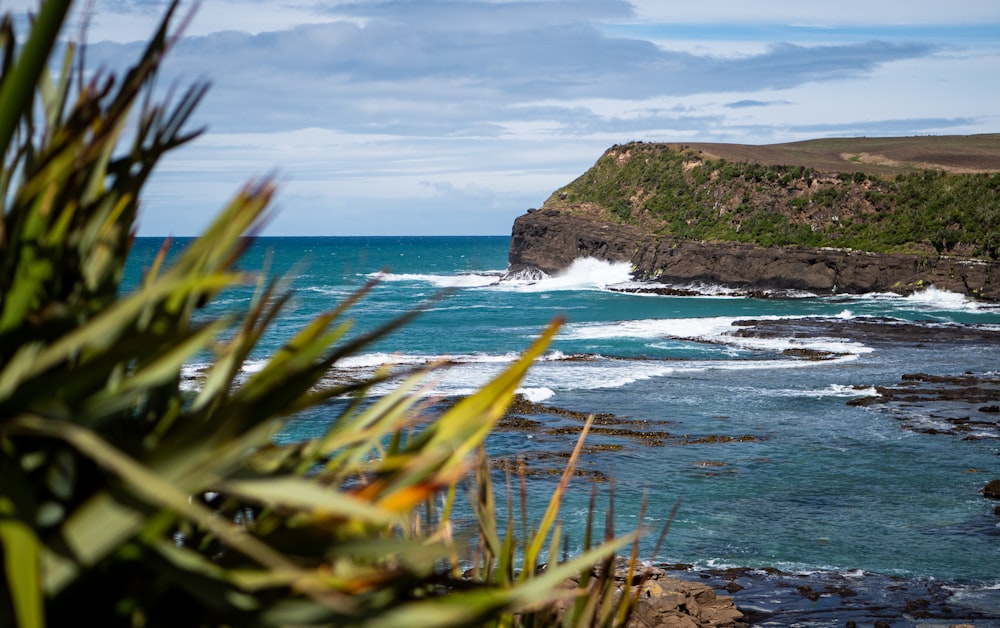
[561,315,873,356]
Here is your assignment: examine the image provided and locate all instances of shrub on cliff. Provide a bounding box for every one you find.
[552,142,1000,257]
[0,2,644,626]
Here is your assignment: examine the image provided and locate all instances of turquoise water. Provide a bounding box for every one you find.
[124,236,1000,597]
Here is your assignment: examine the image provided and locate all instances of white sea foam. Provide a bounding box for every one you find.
[369,271,503,288]
[300,285,354,297]
[241,359,268,374]
[732,335,872,356]
[519,387,555,402]
[562,316,740,342]
[423,303,515,313]
[856,285,993,312]
[673,282,749,297]
[561,315,873,356]
[705,354,861,370]
[775,384,880,398]
[331,350,581,372]
[826,384,879,397]
[607,279,823,299]
[180,363,209,391]
[691,558,872,578]
[179,319,867,402]
[174,346,870,406]
[614,282,742,298]
[904,285,980,310]
[528,354,857,395]
[324,354,678,399]
[498,257,634,292]
[335,352,427,369]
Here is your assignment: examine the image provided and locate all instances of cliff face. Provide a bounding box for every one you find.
[508,137,1000,300]
[508,208,1000,300]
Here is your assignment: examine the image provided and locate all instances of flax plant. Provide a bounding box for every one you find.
[0,2,651,626]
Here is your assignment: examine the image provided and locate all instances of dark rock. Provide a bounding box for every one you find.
[675,565,999,626]
[507,208,1000,300]
[796,585,820,601]
[904,597,930,615]
[983,479,1000,500]
[842,371,1000,439]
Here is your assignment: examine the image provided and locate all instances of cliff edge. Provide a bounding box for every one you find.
[508,136,1000,300]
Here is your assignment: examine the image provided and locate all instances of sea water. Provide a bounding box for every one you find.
[123,236,1000,610]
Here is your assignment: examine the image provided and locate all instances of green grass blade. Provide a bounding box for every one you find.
[216,477,404,528]
[373,319,562,512]
[369,536,634,628]
[0,0,71,153]
[0,272,241,398]
[0,517,44,628]
[4,414,353,609]
[521,412,594,580]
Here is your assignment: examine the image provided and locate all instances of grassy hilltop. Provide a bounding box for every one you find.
[544,135,1000,258]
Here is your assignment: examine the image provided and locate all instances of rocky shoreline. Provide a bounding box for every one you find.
[661,564,1000,627]
[507,209,1000,301]
[499,387,1000,626]
[495,313,1000,626]
[553,558,1000,627]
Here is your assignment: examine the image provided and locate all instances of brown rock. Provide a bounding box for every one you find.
[625,574,744,628]
[578,558,744,628]
[984,479,1000,499]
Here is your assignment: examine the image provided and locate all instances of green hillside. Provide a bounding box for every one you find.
[544,137,1000,258]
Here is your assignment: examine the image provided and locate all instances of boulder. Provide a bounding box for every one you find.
[983,479,1000,499]
[625,573,744,628]
[588,560,745,628]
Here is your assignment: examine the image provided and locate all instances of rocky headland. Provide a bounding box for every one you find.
[509,208,1000,299]
[507,135,1000,300]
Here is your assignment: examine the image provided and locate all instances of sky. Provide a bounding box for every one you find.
[11,0,1000,236]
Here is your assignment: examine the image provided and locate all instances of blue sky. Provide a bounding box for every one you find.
[14,0,1000,236]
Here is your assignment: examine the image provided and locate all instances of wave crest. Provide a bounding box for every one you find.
[499,257,634,292]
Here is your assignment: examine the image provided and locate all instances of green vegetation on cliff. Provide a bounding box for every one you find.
[547,140,1000,258]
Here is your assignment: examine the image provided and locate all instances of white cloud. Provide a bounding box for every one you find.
[629,0,1000,26]
[28,0,998,235]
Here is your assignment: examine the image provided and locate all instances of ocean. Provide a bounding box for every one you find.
[124,235,1000,623]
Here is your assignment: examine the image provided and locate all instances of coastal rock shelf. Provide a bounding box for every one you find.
[675,566,998,626]
[847,372,1000,439]
[508,209,1000,300]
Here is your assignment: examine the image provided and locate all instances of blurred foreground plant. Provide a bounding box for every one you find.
[0,2,653,626]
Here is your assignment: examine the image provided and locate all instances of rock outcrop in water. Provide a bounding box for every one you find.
[508,208,1000,299]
